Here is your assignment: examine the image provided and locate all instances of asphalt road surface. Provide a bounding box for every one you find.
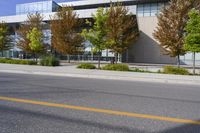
[0,72,200,133]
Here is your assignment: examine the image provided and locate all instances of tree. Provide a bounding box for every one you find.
[51,6,84,63]
[106,3,139,63]
[0,22,12,57]
[153,0,200,67]
[184,9,200,74]
[27,28,44,61]
[17,13,44,57]
[81,8,108,69]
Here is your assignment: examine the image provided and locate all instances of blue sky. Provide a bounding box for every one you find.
[0,0,80,16]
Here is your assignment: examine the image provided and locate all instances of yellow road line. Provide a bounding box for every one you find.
[0,96,200,125]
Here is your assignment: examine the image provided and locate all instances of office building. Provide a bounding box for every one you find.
[0,0,197,64]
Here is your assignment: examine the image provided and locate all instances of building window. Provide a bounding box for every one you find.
[158,3,165,11]
[143,4,151,16]
[16,5,20,15]
[37,3,43,12]
[137,2,167,17]
[150,3,158,16]
[16,1,59,15]
[137,4,144,17]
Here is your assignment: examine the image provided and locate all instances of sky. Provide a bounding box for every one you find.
[0,0,81,16]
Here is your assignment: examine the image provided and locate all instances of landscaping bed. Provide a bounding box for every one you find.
[0,55,60,67]
[77,63,196,75]
[0,58,37,65]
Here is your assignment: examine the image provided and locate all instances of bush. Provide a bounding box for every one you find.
[0,58,37,65]
[40,55,60,66]
[27,60,37,65]
[102,64,129,71]
[130,68,152,73]
[0,58,11,63]
[77,63,96,69]
[19,60,37,65]
[163,66,190,75]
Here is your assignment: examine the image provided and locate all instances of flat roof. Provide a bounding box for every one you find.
[0,0,169,23]
[58,0,169,6]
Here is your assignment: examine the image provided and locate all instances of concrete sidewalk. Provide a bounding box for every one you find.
[0,63,200,85]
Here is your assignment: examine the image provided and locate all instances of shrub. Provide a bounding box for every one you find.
[40,55,60,66]
[130,68,152,73]
[77,63,96,69]
[27,60,37,65]
[0,58,37,65]
[0,58,11,63]
[163,66,190,75]
[102,64,129,71]
[19,60,26,64]
[157,69,161,73]
[19,60,37,65]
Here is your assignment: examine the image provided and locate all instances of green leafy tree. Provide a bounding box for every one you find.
[153,0,200,67]
[106,3,139,63]
[184,9,200,74]
[81,8,108,68]
[51,6,84,63]
[0,22,12,57]
[27,28,44,61]
[17,13,44,57]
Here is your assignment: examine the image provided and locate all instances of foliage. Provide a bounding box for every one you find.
[81,8,108,68]
[184,9,200,52]
[102,64,129,71]
[106,3,139,63]
[27,28,44,55]
[0,58,37,65]
[163,66,190,75]
[0,22,12,56]
[40,55,60,66]
[77,63,96,69]
[153,0,200,66]
[81,8,108,51]
[157,69,162,73]
[130,68,151,73]
[51,6,84,62]
[184,9,200,74]
[17,13,44,54]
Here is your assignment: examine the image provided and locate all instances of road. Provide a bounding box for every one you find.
[0,72,200,133]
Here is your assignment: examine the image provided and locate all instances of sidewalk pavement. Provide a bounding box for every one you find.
[0,63,200,85]
[61,61,200,73]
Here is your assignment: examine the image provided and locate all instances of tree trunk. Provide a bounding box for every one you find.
[177,54,180,68]
[67,54,70,63]
[193,52,196,75]
[97,51,101,69]
[78,54,80,62]
[25,52,27,59]
[1,51,3,57]
[24,52,26,59]
[53,50,57,57]
[91,51,94,61]
[35,53,38,63]
[115,53,118,64]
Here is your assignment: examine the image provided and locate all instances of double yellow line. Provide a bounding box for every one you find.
[0,96,200,125]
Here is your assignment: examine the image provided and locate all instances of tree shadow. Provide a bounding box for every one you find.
[161,121,200,133]
[0,105,148,133]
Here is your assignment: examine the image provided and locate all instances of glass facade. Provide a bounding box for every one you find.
[137,2,166,17]
[16,1,59,15]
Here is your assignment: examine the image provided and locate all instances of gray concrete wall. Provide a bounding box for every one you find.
[124,16,177,64]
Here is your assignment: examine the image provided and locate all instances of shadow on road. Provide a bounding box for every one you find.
[0,105,148,133]
[1,104,200,133]
[161,121,200,133]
